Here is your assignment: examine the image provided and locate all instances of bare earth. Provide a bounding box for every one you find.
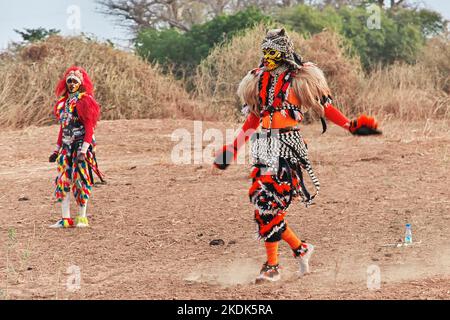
[0,118,449,300]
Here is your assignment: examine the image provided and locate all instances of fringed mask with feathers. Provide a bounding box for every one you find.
[261,28,303,71]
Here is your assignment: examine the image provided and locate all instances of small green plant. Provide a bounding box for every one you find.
[8,228,16,247]
[5,228,17,300]
[444,146,449,163]
[22,249,30,260]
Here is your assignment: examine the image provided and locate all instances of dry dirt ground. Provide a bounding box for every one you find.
[0,118,449,300]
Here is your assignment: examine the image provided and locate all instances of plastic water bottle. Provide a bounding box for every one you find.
[405,223,413,244]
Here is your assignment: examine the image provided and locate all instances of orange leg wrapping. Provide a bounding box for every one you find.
[282,226,302,249]
[265,241,279,266]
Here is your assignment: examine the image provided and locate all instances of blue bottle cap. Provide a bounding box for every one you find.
[406,223,411,227]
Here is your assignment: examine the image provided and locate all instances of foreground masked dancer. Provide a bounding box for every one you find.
[213,29,381,283]
[48,66,103,228]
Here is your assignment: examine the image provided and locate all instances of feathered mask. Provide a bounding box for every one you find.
[55,66,94,97]
[261,28,303,70]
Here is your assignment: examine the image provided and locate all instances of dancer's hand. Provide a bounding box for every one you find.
[49,152,58,163]
[76,152,86,164]
[349,115,382,136]
[213,145,235,170]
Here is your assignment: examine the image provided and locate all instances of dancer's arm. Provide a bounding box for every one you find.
[324,103,381,136]
[290,63,380,135]
[213,111,260,170]
[56,125,63,147]
[49,126,62,163]
[232,111,260,150]
[324,103,351,130]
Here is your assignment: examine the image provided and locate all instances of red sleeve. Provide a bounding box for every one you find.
[76,94,101,144]
[213,111,260,168]
[324,104,350,130]
[57,125,63,146]
[82,119,95,144]
[232,111,260,152]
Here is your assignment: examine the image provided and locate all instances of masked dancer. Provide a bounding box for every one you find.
[49,66,103,228]
[214,29,381,283]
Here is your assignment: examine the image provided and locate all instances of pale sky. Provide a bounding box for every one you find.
[0,0,129,50]
[0,0,449,51]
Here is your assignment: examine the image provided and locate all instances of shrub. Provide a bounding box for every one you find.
[0,36,201,128]
[275,5,446,69]
[193,24,449,121]
[135,7,270,75]
[193,25,362,119]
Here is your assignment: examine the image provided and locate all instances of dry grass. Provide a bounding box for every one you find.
[192,25,266,120]
[193,24,449,121]
[0,30,448,129]
[420,35,450,94]
[356,34,450,121]
[0,36,202,128]
[357,63,450,121]
[299,31,362,116]
[192,25,364,119]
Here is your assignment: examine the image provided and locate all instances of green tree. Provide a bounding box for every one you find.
[276,4,342,36]
[275,4,446,69]
[390,8,446,38]
[135,7,270,74]
[14,28,60,43]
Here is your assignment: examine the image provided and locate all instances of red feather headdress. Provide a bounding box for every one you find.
[55,66,94,97]
[54,66,100,127]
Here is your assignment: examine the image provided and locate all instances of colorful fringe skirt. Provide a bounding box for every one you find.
[54,140,100,207]
[249,129,320,242]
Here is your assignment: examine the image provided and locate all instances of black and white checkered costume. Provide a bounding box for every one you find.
[251,129,319,206]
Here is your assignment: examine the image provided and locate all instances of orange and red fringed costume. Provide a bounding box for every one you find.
[214,28,380,281]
